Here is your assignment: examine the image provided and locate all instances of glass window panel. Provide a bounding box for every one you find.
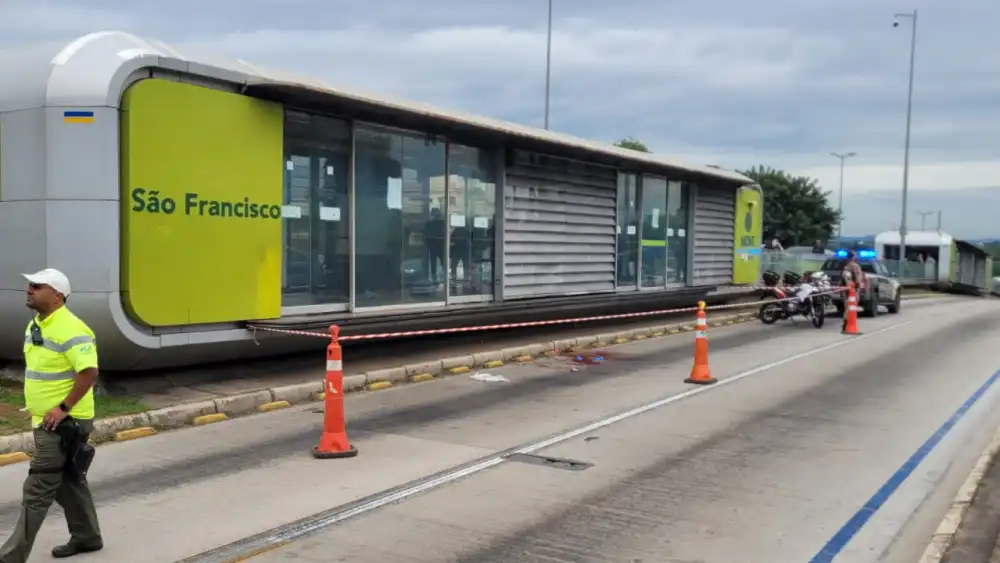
[616,172,640,287]
[354,124,446,307]
[281,111,350,306]
[446,143,496,298]
[666,180,689,283]
[640,175,668,287]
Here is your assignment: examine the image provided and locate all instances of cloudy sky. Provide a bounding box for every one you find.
[2,0,998,237]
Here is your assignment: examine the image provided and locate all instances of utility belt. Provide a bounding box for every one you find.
[28,417,96,480]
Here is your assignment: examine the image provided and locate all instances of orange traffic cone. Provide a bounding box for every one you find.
[842,282,861,336]
[685,301,717,385]
[312,325,359,459]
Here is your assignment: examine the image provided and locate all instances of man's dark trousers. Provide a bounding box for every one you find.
[0,419,102,563]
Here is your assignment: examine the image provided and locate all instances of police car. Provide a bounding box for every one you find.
[819,249,902,317]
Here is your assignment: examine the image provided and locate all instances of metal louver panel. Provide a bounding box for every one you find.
[691,183,735,286]
[503,150,617,299]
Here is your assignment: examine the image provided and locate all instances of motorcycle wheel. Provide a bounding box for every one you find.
[760,303,781,324]
[811,299,825,328]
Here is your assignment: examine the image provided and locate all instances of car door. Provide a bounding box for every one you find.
[874,261,894,303]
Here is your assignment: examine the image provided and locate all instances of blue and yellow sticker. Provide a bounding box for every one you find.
[63,110,94,124]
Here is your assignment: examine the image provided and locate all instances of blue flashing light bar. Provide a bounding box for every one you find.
[834,249,877,259]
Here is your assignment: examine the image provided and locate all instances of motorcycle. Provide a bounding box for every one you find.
[758,270,826,328]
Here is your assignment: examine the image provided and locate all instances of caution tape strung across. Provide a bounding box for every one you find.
[246,287,848,343]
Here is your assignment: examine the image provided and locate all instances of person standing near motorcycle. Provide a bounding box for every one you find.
[842,250,867,331]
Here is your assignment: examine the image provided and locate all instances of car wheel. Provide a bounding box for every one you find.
[863,291,879,317]
[887,291,901,314]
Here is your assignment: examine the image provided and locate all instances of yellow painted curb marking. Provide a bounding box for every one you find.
[367,380,393,391]
[515,355,533,363]
[669,329,681,334]
[633,335,648,340]
[543,350,560,357]
[409,373,435,383]
[257,400,291,413]
[484,360,504,368]
[0,452,30,467]
[311,391,326,401]
[115,427,157,442]
[193,413,228,426]
[726,320,735,325]
[652,331,665,337]
[448,366,471,374]
[614,337,629,344]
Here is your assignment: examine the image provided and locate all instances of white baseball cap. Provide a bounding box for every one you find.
[22,268,72,297]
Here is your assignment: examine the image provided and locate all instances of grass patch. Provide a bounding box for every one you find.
[0,379,147,436]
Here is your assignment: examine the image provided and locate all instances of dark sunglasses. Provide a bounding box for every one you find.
[30,322,43,346]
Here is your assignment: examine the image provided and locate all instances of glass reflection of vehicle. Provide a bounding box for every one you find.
[821,249,901,317]
[758,270,825,328]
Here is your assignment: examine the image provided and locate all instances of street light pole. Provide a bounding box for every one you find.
[916,210,934,230]
[830,151,856,239]
[544,0,553,130]
[894,9,918,271]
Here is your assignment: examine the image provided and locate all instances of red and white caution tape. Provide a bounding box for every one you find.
[246,287,848,343]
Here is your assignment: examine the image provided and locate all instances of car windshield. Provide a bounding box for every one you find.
[821,259,877,274]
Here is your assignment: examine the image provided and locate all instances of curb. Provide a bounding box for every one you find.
[0,309,760,461]
[917,422,1000,562]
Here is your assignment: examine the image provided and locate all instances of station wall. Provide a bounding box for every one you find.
[114,76,759,330]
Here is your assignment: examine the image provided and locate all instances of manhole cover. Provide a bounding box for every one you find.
[506,453,593,471]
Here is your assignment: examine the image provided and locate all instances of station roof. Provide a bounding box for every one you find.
[0,31,754,185]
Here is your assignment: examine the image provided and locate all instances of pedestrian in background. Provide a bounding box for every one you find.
[0,269,103,562]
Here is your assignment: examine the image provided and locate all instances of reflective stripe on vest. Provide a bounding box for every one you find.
[24,369,76,381]
[23,334,93,354]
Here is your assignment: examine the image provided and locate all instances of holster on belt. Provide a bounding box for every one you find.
[29,417,96,479]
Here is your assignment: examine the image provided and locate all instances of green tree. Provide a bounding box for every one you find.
[740,165,840,247]
[614,136,650,152]
[983,241,1000,276]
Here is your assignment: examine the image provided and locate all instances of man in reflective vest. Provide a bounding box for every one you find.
[0,269,103,562]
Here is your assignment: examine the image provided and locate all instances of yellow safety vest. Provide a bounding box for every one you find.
[22,306,98,427]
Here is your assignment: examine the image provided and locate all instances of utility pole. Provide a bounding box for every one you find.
[894,9,918,270]
[917,210,934,230]
[936,210,942,231]
[830,152,856,239]
[544,0,553,130]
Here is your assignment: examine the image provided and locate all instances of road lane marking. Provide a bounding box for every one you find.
[808,367,1000,563]
[181,319,914,563]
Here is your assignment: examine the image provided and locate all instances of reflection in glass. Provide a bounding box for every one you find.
[616,173,640,287]
[281,111,350,306]
[354,124,446,307]
[640,175,667,287]
[666,180,689,283]
[445,144,496,299]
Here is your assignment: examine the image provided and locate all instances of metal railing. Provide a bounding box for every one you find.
[759,251,937,284]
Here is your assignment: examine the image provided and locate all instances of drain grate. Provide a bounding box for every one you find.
[506,453,593,471]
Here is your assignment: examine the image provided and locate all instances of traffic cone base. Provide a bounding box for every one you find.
[312,441,358,459]
[685,366,717,385]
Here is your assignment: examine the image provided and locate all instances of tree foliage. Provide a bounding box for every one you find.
[614,136,650,152]
[740,165,840,247]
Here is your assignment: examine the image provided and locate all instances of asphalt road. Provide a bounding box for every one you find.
[0,296,994,563]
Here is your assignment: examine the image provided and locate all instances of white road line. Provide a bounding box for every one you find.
[197,318,915,563]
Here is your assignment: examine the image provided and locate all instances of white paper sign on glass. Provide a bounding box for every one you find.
[450,214,467,228]
[474,216,489,229]
[627,225,636,235]
[651,209,660,229]
[281,205,302,219]
[319,206,341,221]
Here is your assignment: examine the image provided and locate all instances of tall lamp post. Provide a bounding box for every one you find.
[544,0,554,130]
[894,9,918,271]
[830,151,856,240]
[916,210,934,230]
